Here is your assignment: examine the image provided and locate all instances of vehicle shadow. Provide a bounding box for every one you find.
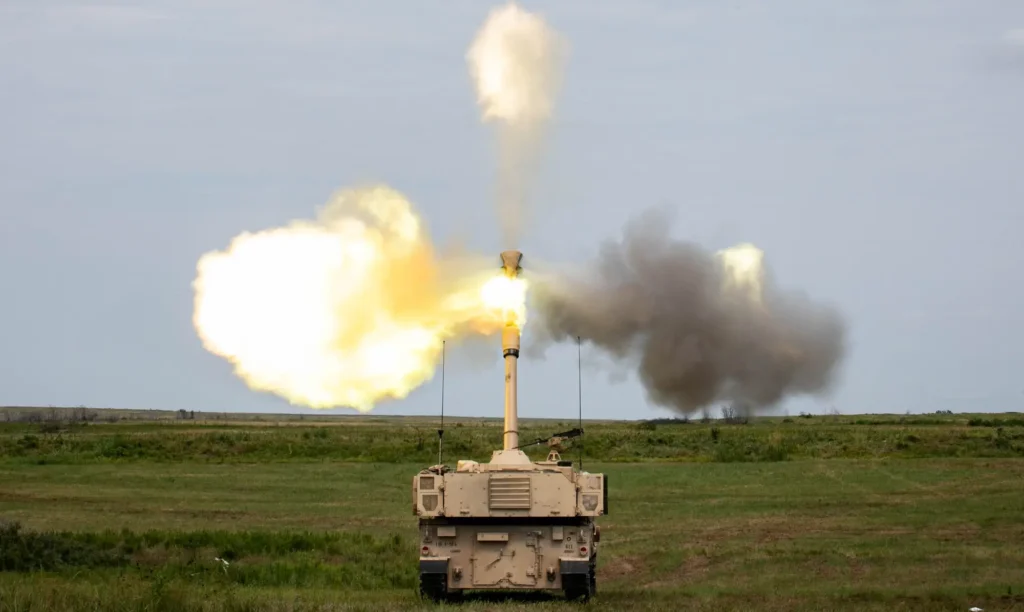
[433,590,590,605]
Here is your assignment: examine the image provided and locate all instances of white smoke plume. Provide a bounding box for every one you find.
[467,2,566,247]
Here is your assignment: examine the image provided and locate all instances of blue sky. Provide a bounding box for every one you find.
[2,1,1022,419]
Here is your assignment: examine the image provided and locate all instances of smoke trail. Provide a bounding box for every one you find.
[526,210,846,416]
[467,2,566,247]
[192,185,526,412]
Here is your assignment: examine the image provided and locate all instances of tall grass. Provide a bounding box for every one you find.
[2,418,1022,464]
[1,521,416,591]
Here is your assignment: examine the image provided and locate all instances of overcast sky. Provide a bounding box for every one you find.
[2,0,1022,420]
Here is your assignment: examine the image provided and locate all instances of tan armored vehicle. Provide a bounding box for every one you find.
[412,251,607,602]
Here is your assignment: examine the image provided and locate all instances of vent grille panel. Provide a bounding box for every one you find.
[488,476,531,510]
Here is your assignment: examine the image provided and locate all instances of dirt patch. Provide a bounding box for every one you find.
[641,554,712,588]
[164,508,248,521]
[803,557,869,581]
[691,514,850,544]
[0,490,112,505]
[678,554,711,578]
[601,554,647,581]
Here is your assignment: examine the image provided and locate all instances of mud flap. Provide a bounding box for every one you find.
[559,559,590,575]
[420,558,449,575]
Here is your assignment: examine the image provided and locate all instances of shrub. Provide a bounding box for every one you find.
[0,521,126,571]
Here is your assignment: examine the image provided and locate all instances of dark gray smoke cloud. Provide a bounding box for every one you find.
[526,210,846,416]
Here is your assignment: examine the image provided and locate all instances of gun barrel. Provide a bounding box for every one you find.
[500,250,523,451]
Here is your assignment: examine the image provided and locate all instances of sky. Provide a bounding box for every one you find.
[1,0,1023,420]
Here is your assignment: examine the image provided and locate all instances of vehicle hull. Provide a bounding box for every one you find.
[418,516,597,600]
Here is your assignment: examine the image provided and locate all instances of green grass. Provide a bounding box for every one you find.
[1,410,1023,610]
[2,411,1023,465]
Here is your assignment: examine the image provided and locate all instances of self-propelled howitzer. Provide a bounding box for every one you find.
[412,250,607,602]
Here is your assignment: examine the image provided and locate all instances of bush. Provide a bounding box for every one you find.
[2,415,1023,464]
[969,417,1024,428]
[0,524,416,591]
[0,521,126,571]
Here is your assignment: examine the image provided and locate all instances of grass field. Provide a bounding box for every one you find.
[1,407,1023,611]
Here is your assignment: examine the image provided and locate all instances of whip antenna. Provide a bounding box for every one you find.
[437,340,446,467]
[578,335,584,471]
